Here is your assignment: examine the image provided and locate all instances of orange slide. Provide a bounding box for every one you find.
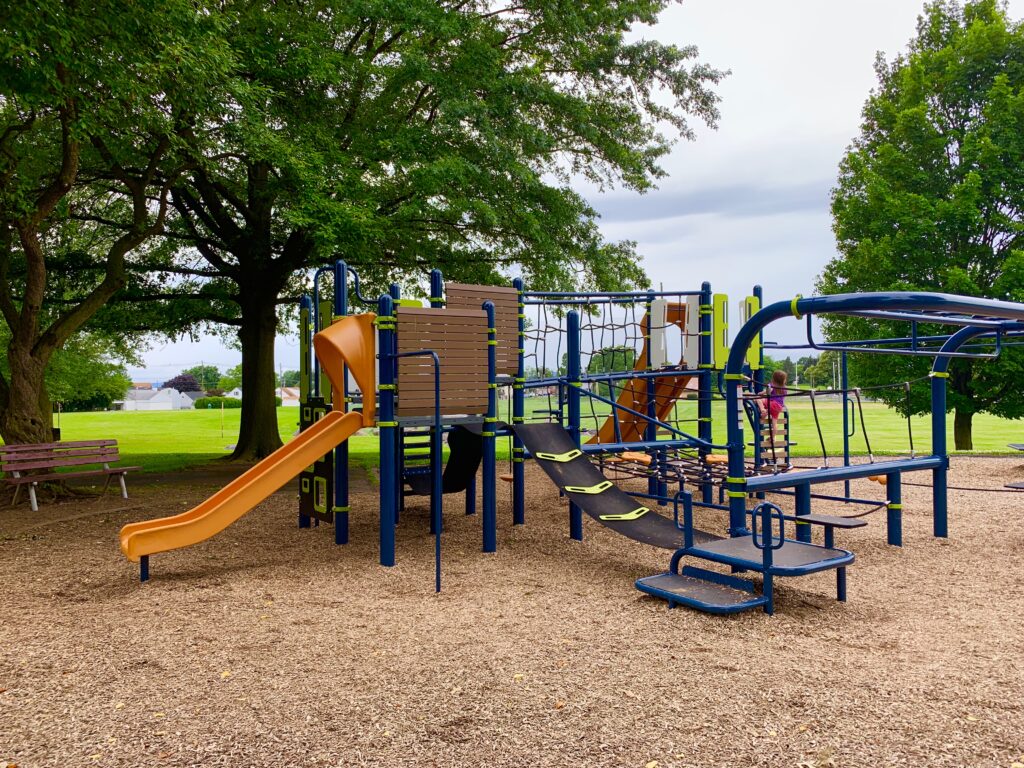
[588,303,693,446]
[119,313,377,566]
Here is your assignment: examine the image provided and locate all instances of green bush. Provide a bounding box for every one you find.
[195,396,242,409]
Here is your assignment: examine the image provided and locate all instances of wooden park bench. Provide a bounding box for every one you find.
[1,440,139,512]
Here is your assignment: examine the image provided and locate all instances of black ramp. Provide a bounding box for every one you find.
[513,423,719,548]
[406,425,484,495]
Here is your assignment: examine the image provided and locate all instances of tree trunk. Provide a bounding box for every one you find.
[1,346,54,444]
[230,288,284,460]
[953,408,973,451]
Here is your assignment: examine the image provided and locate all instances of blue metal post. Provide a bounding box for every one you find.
[931,371,948,538]
[298,294,313,530]
[377,295,397,566]
[926,323,1024,537]
[311,265,334,398]
[429,269,444,308]
[567,310,583,541]
[483,301,498,552]
[886,471,902,546]
[333,260,349,545]
[139,555,149,582]
[388,283,402,520]
[645,291,659,498]
[752,285,765,493]
[431,356,443,592]
[698,282,714,505]
[794,483,811,543]
[512,278,526,525]
[841,351,851,499]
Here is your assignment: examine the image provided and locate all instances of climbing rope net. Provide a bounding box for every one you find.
[515,294,733,491]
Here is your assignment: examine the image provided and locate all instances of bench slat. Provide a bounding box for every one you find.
[0,439,116,453]
[0,446,120,463]
[3,452,122,473]
[4,466,140,485]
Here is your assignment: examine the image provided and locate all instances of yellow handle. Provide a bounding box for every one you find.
[599,506,649,521]
[564,480,613,495]
[536,449,582,463]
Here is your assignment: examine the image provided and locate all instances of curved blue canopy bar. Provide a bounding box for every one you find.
[723,292,1024,537]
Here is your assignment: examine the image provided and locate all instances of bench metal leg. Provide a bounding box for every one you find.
[101,474,114,495]
[118,473,128,499]
[11,484,21,507]
[28,483,38,512]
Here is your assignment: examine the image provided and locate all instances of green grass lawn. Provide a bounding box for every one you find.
[49,396,1024,475]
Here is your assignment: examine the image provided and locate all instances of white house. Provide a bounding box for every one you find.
[115,388,195,411]
[276,386,300,407]
[214,387,298,406]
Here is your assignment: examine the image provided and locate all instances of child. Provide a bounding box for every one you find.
[758,369,788,422]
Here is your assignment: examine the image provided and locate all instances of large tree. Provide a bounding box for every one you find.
[819,0,1024,449]
[148,0,724,459]
[0,1,235,444]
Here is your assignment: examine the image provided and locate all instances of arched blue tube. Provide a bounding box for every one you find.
[929,322,1024,537]
[725,292,1024,537]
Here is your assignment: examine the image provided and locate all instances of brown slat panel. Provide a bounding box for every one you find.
[446,299,519,311]
[397,406,488,417]
[445,282,518,298]
[395,342,491,354]
[397,326,488,336]
[398,393,490,403]
[397,332,489,342]
[397,393,489,404]
[398,405,489,415]
[446,284,519,377]
[400,382,488,391]
[398,363,493,374]
[398,317,491,328]
[397,306,487,320]
[399,366,489,376]
[404,370,487,380]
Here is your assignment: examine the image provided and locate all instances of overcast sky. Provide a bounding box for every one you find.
[130,0,1023,381]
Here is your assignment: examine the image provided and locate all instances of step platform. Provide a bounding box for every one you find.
[636,566,767,614]
[688,535,854,576]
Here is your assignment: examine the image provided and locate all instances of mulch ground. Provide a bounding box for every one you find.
[1,457,1022,767]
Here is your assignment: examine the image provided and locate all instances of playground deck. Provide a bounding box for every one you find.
[1,457,1022,767]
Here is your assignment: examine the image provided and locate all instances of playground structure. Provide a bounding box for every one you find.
[118,261,1024,615]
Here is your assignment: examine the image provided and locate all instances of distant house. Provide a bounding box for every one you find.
[224,387,243,400]
[276,386,300,407]
[181,391,205,407]
[114,388,195,411]
[130,382,153,390]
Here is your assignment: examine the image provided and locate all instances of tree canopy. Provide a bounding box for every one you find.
[136,0,724,459]
[184,365,221,391]
[0,0,236,443]
[818,0,1024,449]
[163,373,202,393]
[1,0,723,452]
